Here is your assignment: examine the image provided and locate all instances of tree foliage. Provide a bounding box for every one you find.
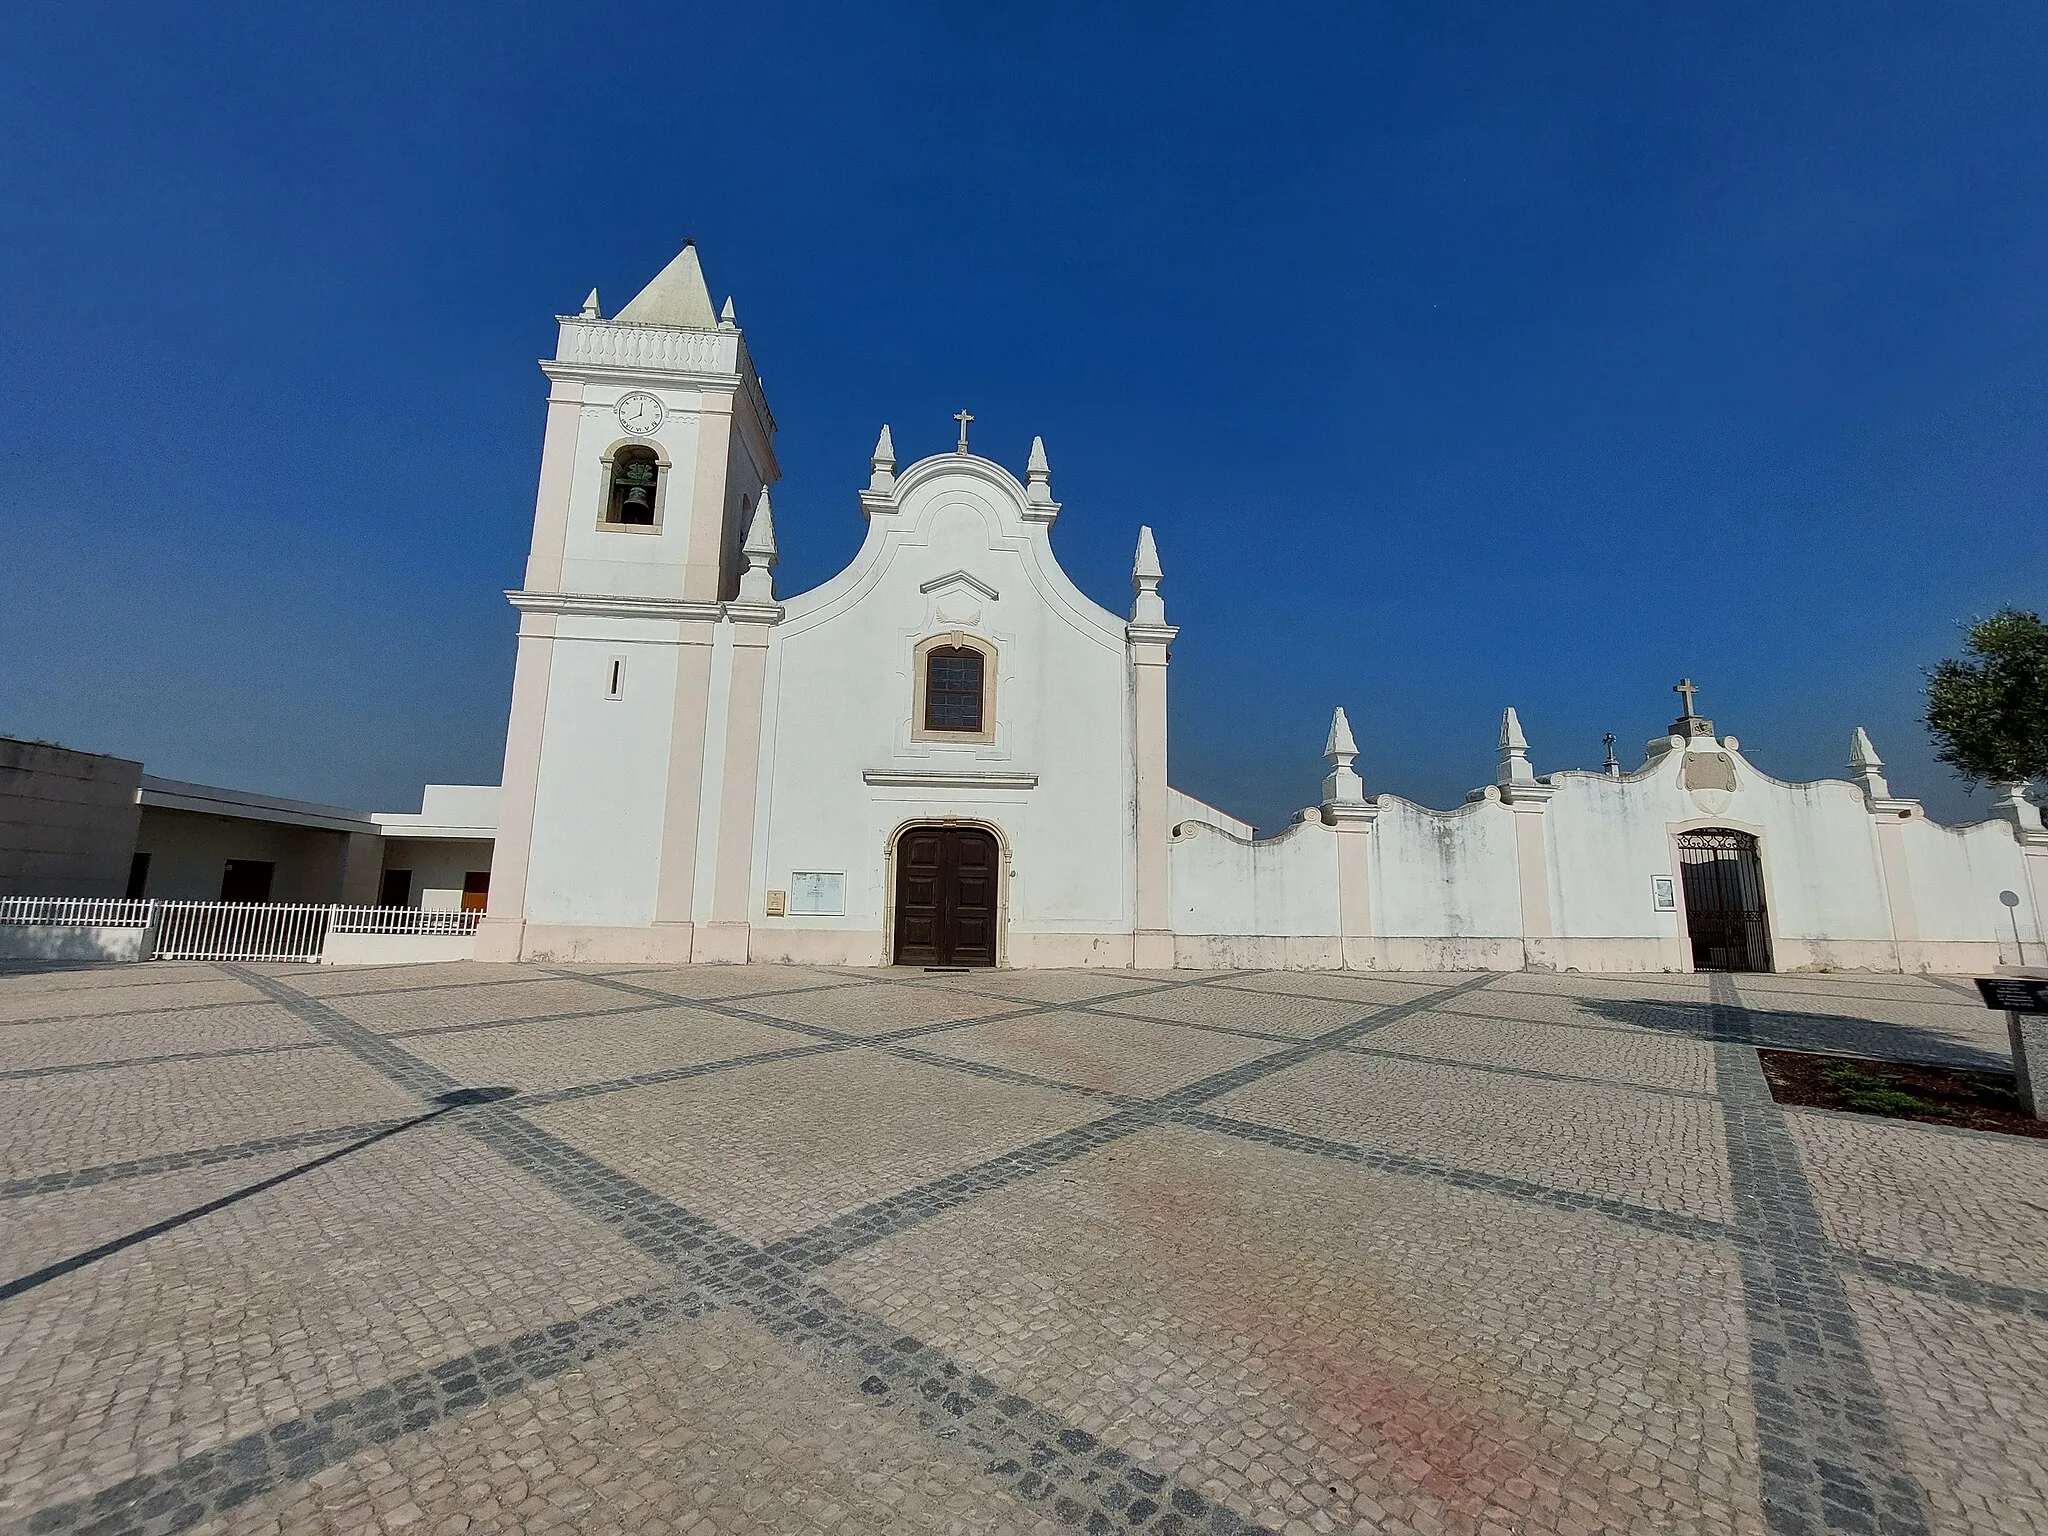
[1925,609,2048,786]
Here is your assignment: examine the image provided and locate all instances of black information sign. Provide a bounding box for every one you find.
[1975,977,2048,1014]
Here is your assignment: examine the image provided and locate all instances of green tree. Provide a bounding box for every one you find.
[1925,609,2048,787]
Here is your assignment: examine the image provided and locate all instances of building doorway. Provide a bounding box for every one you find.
[219,859,275,904]
[1676,829,1772,972]
[893,825,999,967]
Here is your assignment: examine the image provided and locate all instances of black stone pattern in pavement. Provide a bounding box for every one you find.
[1708,973,1932,1536]
[0,1121,409,1200]
[1830,1249,2048,1323]
[22,1288,704,1536]
[760,974,1500,1272]
[31,963,1500,1536]
[1341,1039,1721,1102]
[574,966,1733,1252]
[12,963,1978,1536]
[0,1039,327,1083]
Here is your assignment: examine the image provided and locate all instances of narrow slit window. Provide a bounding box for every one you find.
[605,657,625,699]
[924,646,985,733]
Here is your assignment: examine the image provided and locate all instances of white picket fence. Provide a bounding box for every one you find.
[0,897,154,928]
[330,905,481,936]
[0,898,483,963]
[153,903,334,962]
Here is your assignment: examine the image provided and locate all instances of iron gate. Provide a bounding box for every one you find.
[1675,830,1772,972]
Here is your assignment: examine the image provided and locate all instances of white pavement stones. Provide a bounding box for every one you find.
[0,960,2039,1536]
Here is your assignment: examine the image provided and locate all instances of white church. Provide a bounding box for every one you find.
[472,243,2048,974]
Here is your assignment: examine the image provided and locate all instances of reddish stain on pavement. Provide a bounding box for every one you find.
[1090,1137,1667,1534]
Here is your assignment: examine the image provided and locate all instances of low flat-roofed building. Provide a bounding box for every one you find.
[129,777,384,904]
[371,785,499,912]
[0,739,145,898]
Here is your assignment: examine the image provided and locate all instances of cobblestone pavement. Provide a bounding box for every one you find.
[2,961,2042,1536]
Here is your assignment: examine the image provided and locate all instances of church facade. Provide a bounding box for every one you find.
[475,245,2048,973]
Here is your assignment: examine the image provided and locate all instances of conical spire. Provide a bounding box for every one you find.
[1848,727,1892,802]
[742,488,776,559]
[1322,708,1364,805]
[614,242,719,328]
[1130,527,1166,625]
[580,288,602,319]
[738,487,778,602]
[719,296,737,330]
[869,424,896,493]
[1025,435,1053,506]
[1499,706,1528,753]
[1325,707,1358,758]
[1497,706,1535,787]
[1490,705,1556,802]
[1133,526,1162,580]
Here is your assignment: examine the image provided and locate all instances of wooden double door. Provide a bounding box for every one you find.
[893,826,999,967]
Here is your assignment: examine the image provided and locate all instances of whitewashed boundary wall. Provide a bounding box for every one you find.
[1169,817,1340,970]
[1169,724,2048,974]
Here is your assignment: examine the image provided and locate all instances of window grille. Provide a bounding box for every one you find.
[924,647,985,732]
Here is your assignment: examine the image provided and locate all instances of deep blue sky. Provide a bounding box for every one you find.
[3,3,2044,829]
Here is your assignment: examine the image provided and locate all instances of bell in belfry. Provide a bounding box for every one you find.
[614,456,658,524]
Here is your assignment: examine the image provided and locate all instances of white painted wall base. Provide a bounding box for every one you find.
[0,925,149,963]
[692,922,753,964]
[1773,938,2023,973]
[1173,934,1347,970]
[746,928,1161,968]
[1524,937,1683,973]
[1006,932,1141,968]
[472,918,527,963]
[458,919,2037,976]
[321,932,477,966]
[747,928,888,966]
[1899,939,2041,972]
[498,922,702,964]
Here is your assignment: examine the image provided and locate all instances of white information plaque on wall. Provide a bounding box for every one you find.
[1650,876,1677,912]
[789,872,845,916]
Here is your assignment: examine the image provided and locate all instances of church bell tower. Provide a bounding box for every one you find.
[521,242,776,604]
[476,243,781,962]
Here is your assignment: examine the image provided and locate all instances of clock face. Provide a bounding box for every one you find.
[616,392,665,435]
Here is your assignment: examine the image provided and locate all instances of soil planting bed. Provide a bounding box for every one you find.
[1761,1048,2048,1139]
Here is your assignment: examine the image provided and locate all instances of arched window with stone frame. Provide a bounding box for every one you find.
[913,633,997,743]
[600,443,667,529]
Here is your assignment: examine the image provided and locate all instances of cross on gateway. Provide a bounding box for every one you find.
[954,409,974,453]
[1674,677,1700,715]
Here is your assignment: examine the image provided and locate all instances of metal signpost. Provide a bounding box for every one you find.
[1975,976,2048,1119]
